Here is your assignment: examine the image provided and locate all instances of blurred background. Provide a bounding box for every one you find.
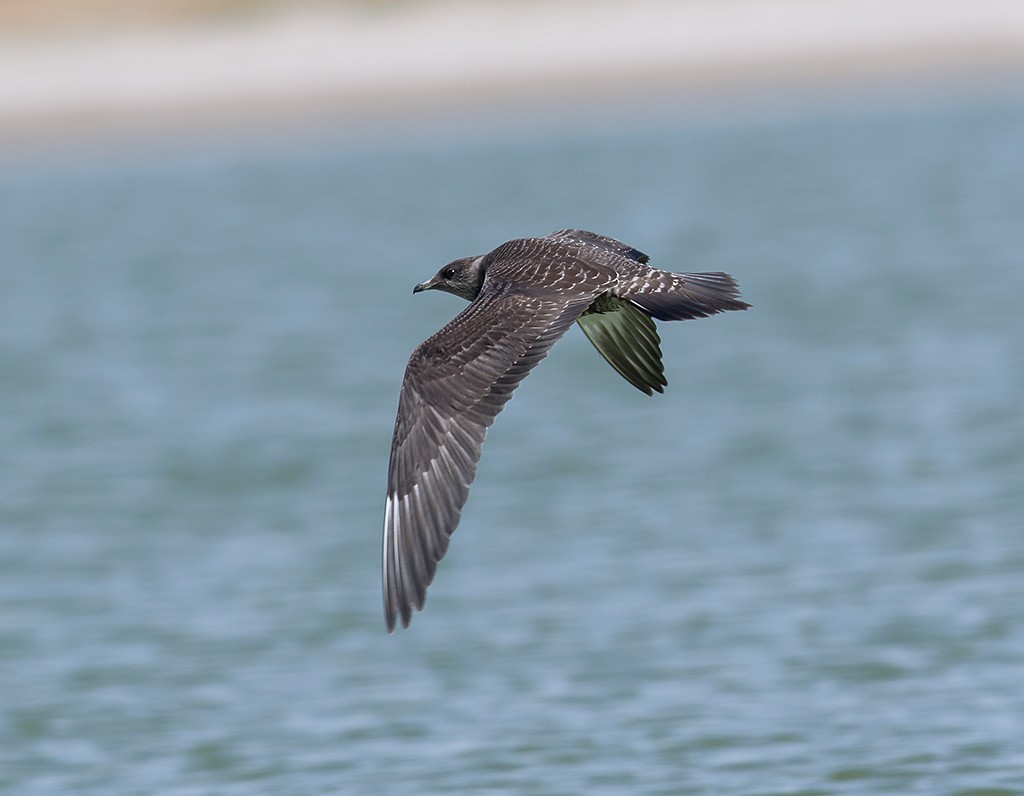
[1,2,1023,794]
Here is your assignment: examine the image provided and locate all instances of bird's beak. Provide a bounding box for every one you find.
[413,278,434,294]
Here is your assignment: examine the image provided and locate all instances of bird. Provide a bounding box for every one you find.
[383,229,749,631]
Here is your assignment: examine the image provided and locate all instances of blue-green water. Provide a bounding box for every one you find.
[2,88,1023,795]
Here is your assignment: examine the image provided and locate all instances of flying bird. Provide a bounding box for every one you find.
[383,229,749,631]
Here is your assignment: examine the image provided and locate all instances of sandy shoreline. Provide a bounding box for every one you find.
[2,0,1024,153]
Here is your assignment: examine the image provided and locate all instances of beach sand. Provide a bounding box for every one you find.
[2,0,1023,152]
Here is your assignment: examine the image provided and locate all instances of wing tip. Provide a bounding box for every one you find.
[383,583,418,634]
[383,488,437,633]
[383,492,415,634]
[384,605,409,634]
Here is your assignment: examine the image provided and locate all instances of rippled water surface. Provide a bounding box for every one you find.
[2,89,1023,795]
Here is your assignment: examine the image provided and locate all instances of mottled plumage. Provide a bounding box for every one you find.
[384,229,749,631]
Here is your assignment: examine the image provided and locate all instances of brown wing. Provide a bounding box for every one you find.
[545,228,651,264]
[383,282,595,631]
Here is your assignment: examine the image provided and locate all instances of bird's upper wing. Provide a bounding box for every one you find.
[545,228,650,264]
[383,278,596,631]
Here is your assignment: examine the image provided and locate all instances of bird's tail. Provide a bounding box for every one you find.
[628,271,750,321]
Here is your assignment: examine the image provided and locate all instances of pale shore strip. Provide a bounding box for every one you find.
[2,0,1023,153]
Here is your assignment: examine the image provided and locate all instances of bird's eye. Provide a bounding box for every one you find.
[442,267,457,280]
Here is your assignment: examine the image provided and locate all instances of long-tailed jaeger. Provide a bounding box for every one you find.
[383,229,749,631]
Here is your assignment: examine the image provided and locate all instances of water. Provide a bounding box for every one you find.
[1,87,1023,795]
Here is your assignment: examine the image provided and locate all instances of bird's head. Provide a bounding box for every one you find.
[413,255,486,302]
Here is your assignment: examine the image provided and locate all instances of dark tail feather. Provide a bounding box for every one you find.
[629,272,750,321]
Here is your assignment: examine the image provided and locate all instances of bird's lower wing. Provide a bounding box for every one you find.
[577,295,666,395]
[384,285,593,631]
